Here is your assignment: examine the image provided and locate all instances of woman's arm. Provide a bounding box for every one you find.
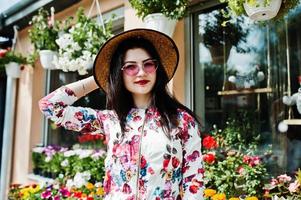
[179,111,204,200]
[38,76,106,135]
[64,76,99,98]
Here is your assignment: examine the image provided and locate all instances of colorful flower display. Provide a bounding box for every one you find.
[32,145,106,183]
[8,182,104,200]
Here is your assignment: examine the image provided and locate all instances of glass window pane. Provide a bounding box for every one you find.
[193,5,301,175]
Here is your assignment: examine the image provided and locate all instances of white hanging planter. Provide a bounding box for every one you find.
[271,196,288,200]
[5,62,21,78]
[243,0,282,21]
[143,13,177,37]
[39,50,58,70]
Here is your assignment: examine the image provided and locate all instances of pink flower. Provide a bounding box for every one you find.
[41,190,51,199]
[277,174,292,183]
[252,156,261,165]
[243,155,261,167]
[270,178,278,186]
[237,166,245,175]
[60,187,71,197]
[288,180,300,193]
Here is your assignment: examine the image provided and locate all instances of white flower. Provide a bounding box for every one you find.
[45,156,52,162]
[66,179,74,189]
[63,150,75,157]
[91,150,106,160]
[59,174,64,179]
[77,149,93,159]
[94,182,103,187]
[73,171,91,188]
[32,147,44,153]
[61,159,69,167]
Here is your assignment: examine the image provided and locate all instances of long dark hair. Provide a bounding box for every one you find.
[107,37,200,138]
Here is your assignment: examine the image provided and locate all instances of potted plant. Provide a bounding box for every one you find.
[201,9,249,64]
[53,8,113,75]
[0,48,28,78]
[220,0,300,21]
[263,169,301,199]
[202,112,269,199]
[28,7,64,70]
[129,0,188,36]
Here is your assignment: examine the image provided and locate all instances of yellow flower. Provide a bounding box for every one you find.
[246,197,258,200]
[29,184,40,193]
[96,187,104,196]
[20,184,40,199]
[20,188,30,199]
[229,198,240,200]
[212,193,226,200]
[86,182,94,190]
[204,188,217,197]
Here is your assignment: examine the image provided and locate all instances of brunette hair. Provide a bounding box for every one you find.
[107,37,200,138]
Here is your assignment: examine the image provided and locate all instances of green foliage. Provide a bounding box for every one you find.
[28,8,60,51]
[0,48,28,70]
[202,9,250,53]
[202,110,269,198]
[129,0,189,20]
[220,0,300,20]
[31,145,106,184]
[204,152,267,197]
[68,7,113,57]
[214,110,261,152]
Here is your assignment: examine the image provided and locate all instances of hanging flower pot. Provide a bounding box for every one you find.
[143,13,177,37]
[243,0,282,21]
[208,44,232,65]
[5,62,21,78]
[39,50,58,70]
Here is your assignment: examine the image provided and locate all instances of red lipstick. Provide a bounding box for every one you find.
[134,80,150,85]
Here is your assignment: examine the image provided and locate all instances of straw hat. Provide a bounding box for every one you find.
[93,28,179,92]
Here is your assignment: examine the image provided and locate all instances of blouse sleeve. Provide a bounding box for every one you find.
[179,111,204,200]
[38,86,105,135]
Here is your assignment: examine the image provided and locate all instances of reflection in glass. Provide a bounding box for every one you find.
[194,5,301,176]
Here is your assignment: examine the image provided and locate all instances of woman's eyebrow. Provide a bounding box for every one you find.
[123,58,153,63]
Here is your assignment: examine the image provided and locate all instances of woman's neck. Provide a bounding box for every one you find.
[132,93,152,109]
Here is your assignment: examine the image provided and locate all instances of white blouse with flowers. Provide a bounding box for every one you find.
[39,86,204,200]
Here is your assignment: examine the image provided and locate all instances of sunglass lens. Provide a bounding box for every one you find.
[124,64,139,76]
[144,61,157,73]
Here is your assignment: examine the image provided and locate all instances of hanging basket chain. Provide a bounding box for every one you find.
[87,0,106,34]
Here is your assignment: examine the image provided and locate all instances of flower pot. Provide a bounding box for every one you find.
[271,196,288,200]
[5,62,20,78]
[39,50,58,70]
[243,0,282,21]
[143,13,177,37]
[208,44,232,65]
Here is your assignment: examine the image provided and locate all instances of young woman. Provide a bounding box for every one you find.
[39,29,204,200]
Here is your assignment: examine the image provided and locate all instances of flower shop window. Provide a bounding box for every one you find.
[43,7,124,148]
[192,3,301,178]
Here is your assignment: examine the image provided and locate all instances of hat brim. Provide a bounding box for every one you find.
[93,28,179,93]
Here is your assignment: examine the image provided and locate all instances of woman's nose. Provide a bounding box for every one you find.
[136,65,147,76]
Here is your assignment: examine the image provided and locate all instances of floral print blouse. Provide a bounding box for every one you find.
[39,86,204,200]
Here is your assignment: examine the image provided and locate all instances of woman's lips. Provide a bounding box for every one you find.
[134,80,150,85]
